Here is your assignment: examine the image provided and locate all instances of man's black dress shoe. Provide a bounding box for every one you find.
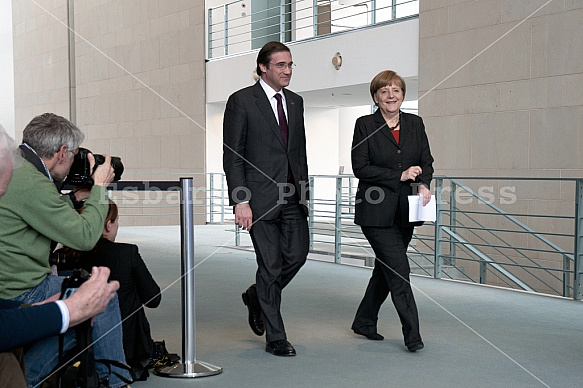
[265,340,296,357]
[353,329,384,341]
[407,341,424,352]
[242,288,264,336]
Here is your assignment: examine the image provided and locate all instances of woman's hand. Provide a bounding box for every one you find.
[401,166,422,182]
[418,185,431,206]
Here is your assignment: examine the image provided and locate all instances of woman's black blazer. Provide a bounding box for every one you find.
[351,109,434,227]
[80,238,161,362]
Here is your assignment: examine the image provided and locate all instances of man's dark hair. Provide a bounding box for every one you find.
[256,41,291,77]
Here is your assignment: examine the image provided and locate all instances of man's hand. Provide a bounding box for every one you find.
[235,203,253,231]
[88,153,115,187]
[418,184,431,206]
[401,166,422,182]
[63,266,119,328]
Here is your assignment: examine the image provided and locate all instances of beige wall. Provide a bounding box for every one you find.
[12,0,207,225]
[12,0,70,133]
[418,0,583,292]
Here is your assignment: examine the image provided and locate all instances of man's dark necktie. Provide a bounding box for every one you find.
[274,93,288,148]
[275,93,293,183]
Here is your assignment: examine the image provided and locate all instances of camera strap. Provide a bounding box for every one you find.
[54,320,100,388]
[18,144,51,180]
[19,144,83,198]
[65,190,85,209]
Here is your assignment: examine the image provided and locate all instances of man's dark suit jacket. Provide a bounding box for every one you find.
[0,298,61,352]
[351,109,434,227]
[80,238,161,363]
[223,81,309,221]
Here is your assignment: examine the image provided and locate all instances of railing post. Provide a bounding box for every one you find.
[563,254,571,298]
[392,0,397,19]
[348,177,354,214]
[312,0,318,37]
[434,177,443,278]
[220,174,225,225]
[371,0,376,24]
[224,4,229,56]
[209,173,214,224]
[574,178,583,300]
[334,176,342,264]
[208,8,213,59]
[235,224,241,247]
[309,176,315,251]
[479,261,488,284]
[280,0,286,42]
[449,181,457,266]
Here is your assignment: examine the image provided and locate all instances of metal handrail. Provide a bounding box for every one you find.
[443,207,565,294]
[207,0,419,58]
[433,176,581,299]
[110,172,582,300]
[441,226,533,291]
[450,178,574,262]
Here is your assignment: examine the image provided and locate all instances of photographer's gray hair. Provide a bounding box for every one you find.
[22,113,85,158]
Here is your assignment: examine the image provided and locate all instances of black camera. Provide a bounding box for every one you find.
[65,147,124,186]
[60,268,91,300]
[49,247,82,270]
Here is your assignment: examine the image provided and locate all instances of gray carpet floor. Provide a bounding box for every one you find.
[115,225,582,388]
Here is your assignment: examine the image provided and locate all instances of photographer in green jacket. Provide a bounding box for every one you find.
[0,113,131,387]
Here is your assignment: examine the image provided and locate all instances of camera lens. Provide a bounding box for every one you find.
[64,148,124,185]
[93,154,106,166]
[111,156,124,182]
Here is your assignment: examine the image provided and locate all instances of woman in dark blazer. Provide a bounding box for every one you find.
[80,200,161,379]
[350,70,434,352]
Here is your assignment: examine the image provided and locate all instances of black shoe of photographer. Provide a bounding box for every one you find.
[242,285,264,336]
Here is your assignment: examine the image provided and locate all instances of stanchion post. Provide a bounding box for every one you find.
[334,176,342,264]
[434,178,443,279]
[154,177,223,378]
[308,176,314,251]
[574,178,583,300]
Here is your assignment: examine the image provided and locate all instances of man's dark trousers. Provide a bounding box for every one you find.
[249,192,308,343]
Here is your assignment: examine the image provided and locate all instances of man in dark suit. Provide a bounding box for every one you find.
[223,41,309,357]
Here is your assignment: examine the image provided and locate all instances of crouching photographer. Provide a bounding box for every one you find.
[0,113,131,387]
